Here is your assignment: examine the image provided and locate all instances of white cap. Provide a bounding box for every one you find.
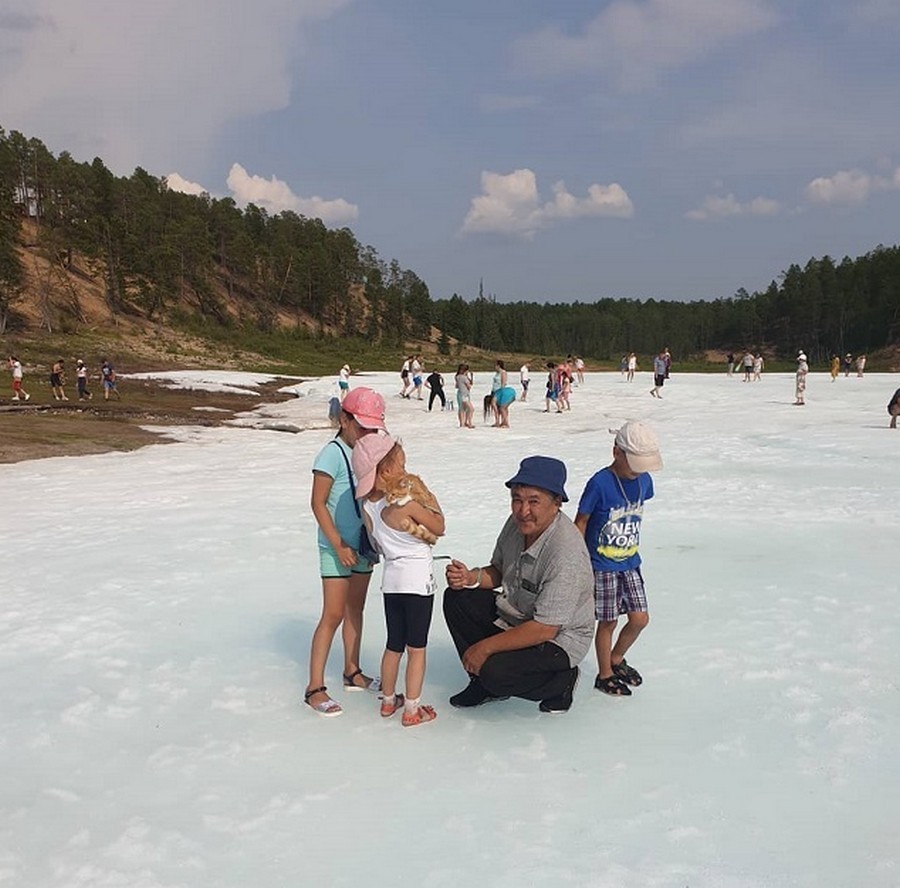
[611,421,663,473]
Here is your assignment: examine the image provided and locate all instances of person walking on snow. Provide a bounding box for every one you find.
[425,368,446,411]
[650,350,667,398]
[338,364,351,402]
[752,353,764,381]
[741,351,754,381]
[794,351,809,405]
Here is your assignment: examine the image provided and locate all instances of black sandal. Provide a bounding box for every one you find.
[612,659,643,687]
[594,675,632,696]
[342,669,381,693]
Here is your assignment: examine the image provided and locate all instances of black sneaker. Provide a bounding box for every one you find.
[539,667,579,714]
[449,678,508,708]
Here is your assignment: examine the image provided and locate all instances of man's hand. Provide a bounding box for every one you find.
[446,558,471,590]
[462,639,493,675]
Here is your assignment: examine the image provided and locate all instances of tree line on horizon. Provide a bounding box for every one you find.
[1,127,898,361]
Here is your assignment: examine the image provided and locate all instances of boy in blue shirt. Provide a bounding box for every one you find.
[575,421,663,696]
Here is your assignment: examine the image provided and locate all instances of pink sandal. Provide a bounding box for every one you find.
[380,694,405,718]
[401,704,437,727]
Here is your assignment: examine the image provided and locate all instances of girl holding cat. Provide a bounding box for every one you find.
[351,434,445,727]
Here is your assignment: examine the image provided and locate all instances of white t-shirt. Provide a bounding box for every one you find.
[364,498,434,596]
[520,365,530,383]
[339,366,350,383]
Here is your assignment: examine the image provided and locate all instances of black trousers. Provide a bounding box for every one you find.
[442,586,574,701]
[428,388,446,410]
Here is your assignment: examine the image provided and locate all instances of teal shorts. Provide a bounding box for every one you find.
[319,546,374,578]
[494,386,516,408]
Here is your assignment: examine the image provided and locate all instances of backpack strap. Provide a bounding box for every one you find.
[331,440,362,518]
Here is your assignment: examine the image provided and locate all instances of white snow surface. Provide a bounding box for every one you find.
[3,370,899,888]
[123,370,302,396]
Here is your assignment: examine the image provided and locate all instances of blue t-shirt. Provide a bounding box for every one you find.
[312,438,361,551]
[577,467,654,572]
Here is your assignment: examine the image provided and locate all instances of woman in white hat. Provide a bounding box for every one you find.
[794,352,809,405]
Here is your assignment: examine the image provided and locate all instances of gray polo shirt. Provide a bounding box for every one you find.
[489,512,595,666]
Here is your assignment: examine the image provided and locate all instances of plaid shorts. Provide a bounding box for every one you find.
[593,568,648,622]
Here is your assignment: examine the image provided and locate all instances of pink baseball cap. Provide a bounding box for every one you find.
[351,433,398,498]
[341,387,386,430]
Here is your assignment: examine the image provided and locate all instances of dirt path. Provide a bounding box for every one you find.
[0,379,298,464]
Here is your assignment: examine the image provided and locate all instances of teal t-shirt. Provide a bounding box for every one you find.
[312,438,361,551]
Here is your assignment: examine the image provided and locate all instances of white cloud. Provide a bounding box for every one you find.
[805,169,873,204]
[803,165,900,205]
[686,193,781,220]
[165,166,358,225]
[165,173,208,197]
[0,0,352,174]
[515,0,778,89]
[461,168,633,238]
[226,163,358,224]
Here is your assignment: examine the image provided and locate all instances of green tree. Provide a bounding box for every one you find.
[0,129,25,333]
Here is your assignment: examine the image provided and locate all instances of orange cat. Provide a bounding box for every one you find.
[384,473,442,545]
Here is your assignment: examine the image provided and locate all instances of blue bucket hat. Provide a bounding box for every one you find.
[505,456,568,502]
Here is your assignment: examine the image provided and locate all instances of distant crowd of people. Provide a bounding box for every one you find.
[332,354,595,431]
[6,356,121,404]
[327,347,897,428]
[721,348,893,417]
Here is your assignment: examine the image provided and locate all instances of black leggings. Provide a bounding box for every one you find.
[428,388,446,411]
[384,593,434,651]
[442,586,574,701]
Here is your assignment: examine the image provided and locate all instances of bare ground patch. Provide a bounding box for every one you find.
[0,379,298,464]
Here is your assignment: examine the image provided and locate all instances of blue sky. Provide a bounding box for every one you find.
[2,0,900,303]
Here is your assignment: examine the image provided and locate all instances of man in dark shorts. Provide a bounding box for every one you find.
[650,349,667,398]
